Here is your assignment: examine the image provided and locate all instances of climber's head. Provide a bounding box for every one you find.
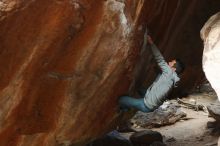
[168,59,185,75]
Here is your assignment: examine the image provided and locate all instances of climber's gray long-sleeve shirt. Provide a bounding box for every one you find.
[144,44,180,110]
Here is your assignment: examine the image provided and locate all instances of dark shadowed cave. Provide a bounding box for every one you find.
[0,0,220,146]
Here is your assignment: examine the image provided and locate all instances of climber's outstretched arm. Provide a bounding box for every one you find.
[147,35,170,73]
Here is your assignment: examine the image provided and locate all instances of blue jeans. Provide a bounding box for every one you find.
[119,96,151,112]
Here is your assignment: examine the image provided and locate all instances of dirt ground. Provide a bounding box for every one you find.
[152,92,220,146]
[120,91,220,146]
[153,108,218,146]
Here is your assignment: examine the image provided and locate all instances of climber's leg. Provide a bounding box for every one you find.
[119,96,151,112]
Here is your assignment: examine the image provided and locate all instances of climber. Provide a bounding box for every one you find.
[119,34,185,112]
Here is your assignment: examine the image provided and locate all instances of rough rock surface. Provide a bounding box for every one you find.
[87,130,132,146]
[201,12,220,100]
[0,0,220,145]
[130,102,186,128]
[207,103,220,122]
[0,1,146,145]
[130,130,163,146]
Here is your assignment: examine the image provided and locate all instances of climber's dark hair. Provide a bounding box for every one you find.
[174,59,185,75]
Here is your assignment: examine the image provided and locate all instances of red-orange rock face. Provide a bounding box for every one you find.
[0,0,220,145]
[0,0,146,145]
